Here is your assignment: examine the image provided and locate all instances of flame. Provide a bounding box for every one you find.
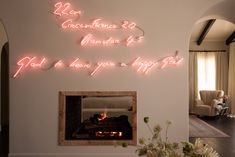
[95,113,123,137]
[98,112,108,121]
[95,131,123,137]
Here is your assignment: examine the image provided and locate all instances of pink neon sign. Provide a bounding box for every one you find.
[12,2,182,79]
[13,57,47,78]
[69,58,91,69]
[61,19,118,30]
[13,52,183,78]
[54,60,64,68]
[54,2,82,17]
[90,62,115,76]
[131,52,183,75]
[60,19,138,30]
[80,34,143,46]
[52,2,144,47]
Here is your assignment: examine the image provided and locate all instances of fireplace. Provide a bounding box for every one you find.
[58,91,137,145]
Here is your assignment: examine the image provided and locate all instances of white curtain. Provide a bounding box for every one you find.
[189,51,229,113]
[197,52,216,93]
[215,52,229,94]
[228,42,235,114]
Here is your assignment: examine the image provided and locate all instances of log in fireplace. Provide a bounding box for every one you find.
[72,114,132,140]
[58,91,137,145]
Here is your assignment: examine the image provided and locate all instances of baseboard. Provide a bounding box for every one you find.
[9,153,136,157]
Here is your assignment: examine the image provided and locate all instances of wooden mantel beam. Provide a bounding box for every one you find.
[197,19,216,45]
[226,31,235,45]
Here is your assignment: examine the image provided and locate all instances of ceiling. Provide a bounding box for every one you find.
[190,19,235,43]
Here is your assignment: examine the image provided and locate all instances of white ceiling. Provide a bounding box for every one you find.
[190,19,235,42]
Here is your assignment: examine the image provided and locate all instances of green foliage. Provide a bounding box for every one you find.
[182,139,219,157]
[144,117,150,123]
[135,117,181,157]
[114,116,220,157]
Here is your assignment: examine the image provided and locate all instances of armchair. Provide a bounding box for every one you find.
[194,90,224,116]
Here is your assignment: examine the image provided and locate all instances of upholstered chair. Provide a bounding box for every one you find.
[194,90,224,116]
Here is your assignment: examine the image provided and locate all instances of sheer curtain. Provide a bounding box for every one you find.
[189,52,198,112]
[228,42,235,115]
[215,52,229,94]
[197,52,216,93]
[189,51,228,113]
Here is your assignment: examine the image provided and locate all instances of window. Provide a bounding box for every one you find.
[197,52,216,94]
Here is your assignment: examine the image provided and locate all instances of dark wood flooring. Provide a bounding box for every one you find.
[189,115,235,157]
[0,126,9,157]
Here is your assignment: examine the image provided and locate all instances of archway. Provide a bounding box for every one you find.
[188,14,235,156]
[189,18,235,114]
[0,20,9,157]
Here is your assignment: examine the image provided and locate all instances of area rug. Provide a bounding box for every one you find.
[189,115,229,138]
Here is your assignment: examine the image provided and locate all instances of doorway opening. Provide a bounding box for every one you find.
[1,42,9,155]
[188,18,235,156]
[189,19,235,116]
[0,19,9,157]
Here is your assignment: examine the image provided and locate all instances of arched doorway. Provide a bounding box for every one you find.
[188,18,235,156]
[189,19,235,114]
[0,20,9,157]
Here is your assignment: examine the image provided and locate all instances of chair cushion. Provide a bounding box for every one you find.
[195,105,211,116]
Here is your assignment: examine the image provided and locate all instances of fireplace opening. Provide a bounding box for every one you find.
[71,113,132,140]
[59,91,137,145]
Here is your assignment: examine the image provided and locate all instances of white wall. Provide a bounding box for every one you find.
[0,20,8,131]
[189,41,229,51]
[0,0,233,157]
[199,0,235,24]
[0,21,7,49]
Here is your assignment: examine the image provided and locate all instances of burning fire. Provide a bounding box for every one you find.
[98,112,108,121]
[95,112,124,137]
[95,131,123,137]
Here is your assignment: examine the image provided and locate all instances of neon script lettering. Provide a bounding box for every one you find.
[81,34,120,46]
[13,57,47,78]
[62,19,118,30]
[53,2,144,47]
[131,52,183,74]
[13,52,183,78]
[53,3,135,31]
[54,60,64,68]
[80,34,143,46]
[125,36,143,46]
[90,62,115,76]
[122,20,137,30]
[54,2,82,17]
[61,19,137,30]
[131,57,157,75]
[69,58,91,69]
[159,54,184,69]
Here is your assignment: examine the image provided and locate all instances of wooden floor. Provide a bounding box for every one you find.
[190,115,235,157]
[0,126,8,157]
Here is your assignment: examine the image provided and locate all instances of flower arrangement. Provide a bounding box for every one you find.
[115,117,219,157]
